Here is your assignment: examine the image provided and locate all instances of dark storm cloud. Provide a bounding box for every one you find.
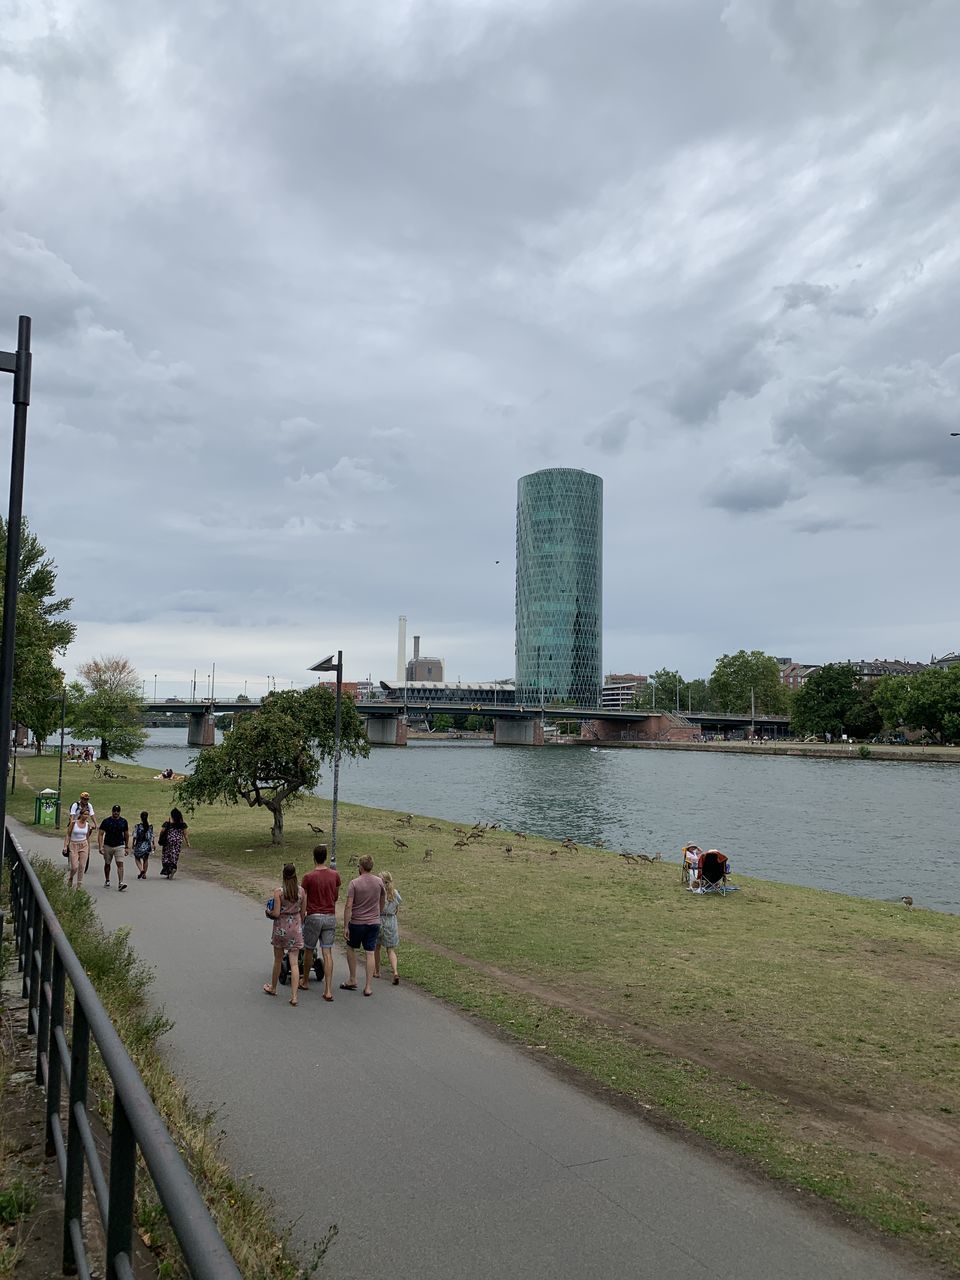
[1,0,960,687]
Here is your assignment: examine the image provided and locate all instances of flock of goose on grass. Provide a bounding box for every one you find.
[363,816,666,867]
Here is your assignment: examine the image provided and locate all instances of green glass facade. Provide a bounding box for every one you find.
[515,468,602,707]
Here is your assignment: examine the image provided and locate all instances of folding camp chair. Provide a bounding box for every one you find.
[696,849,729,895]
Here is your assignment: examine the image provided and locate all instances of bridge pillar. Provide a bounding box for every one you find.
[363,716,408,746]
[187,711,216,747]
[493,717,544,746]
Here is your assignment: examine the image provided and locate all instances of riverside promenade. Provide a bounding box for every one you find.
[16,820,938,1280]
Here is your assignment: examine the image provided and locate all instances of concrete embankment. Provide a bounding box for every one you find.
[558,739,960,763]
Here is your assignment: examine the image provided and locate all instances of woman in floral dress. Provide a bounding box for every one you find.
[159,808,190,878]
[264,863,306,1006]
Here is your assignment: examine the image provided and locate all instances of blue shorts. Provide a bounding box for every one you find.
[347,922,380,952]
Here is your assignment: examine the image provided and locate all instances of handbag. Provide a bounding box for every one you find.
[62,844,69,858]
[158,827,168,848]
[265,897,275,920]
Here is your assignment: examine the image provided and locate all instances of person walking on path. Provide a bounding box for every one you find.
[264,863,306,1006]
[98,804,130,891]
[69,790,95,821]
[300,844,341,1001]
[374,871,402,985]
[341,855,385,997]
[159,808,190,879]
[64,804,94,890]
[132,811,155,879]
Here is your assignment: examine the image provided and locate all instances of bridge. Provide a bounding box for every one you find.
[356,701,791,747]
[145,699,791,749]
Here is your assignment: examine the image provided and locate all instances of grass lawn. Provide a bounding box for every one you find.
[15,754,960,1271]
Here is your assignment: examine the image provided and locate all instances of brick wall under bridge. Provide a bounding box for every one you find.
[582,715,699,743]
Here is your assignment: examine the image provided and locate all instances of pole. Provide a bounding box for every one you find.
[330,651,342,870]
[0,316,32,907]
[56,687,66,827]
[191,668,196,701]
[153,673,157,701]
[211,662,215,702]
[676,675,680,713]
[751,685,755,739]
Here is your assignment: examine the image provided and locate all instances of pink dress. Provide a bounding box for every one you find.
[271,889,304,953]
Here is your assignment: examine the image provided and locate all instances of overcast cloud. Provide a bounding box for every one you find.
[1,0,959,697]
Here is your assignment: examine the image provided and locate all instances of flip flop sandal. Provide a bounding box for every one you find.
[322,994,334,1002]
[363,990,373,997]
[339,983,358,990]
[263,986,277,996]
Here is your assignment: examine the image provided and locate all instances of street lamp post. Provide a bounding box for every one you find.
[55,686,67,827]
[310,652,343,869]
[0,315,33,912]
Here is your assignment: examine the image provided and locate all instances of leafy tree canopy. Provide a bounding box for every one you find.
[0,518,75,743]
[874,666,960,744]
[792,663,880,739]
[707,650,789,716]
[175,684,370,844]
[69,655,148,760]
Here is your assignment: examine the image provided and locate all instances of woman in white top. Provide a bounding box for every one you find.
[65,805,93,889]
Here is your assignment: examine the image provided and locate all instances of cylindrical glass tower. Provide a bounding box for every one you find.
[515,468,602,707]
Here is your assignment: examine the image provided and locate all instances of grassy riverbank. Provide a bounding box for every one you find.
[14,757,960,1271]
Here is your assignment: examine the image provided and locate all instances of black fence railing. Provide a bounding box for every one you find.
[6,827,242,1279]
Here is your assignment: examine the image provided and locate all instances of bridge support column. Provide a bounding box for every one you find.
[493,717,544,746]
[187,711,216,747]
[362,716,408,746]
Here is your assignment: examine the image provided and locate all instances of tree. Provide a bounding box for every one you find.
[707,650,789,715]
[69,655,148,760]
[685,678,711,714]
[0,518,75,744]
[875,666,960,744]
[175,685,369,844]
[792,664,880,739]
[432,713,453,732]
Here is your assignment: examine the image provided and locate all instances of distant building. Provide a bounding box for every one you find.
[849,659,927,680]
[776,659,820,690]
[601,673,647,710]
[515,468,603,707]
[931,652,960,670]
[406,635,445,683]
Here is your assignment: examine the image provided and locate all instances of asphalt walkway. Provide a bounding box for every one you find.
[18,821,937,1280]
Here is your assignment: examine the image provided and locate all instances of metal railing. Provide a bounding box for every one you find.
[6,827,242,1279]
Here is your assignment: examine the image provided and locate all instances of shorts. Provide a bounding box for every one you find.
[103,845,125,863]
[303,913,336,950]
[347,922,380,952]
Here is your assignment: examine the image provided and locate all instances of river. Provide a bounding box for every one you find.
[122,729,959,913]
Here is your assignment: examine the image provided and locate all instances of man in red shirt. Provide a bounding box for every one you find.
[342,854,385,997]
[301,845,342,1001]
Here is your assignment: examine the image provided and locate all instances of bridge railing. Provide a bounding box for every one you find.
[6,826,242,1280]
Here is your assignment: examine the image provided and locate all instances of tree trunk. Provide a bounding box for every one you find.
[99,739,110,760]
[267,801,284,845]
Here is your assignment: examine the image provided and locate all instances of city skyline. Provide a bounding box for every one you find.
[2,2,959,692]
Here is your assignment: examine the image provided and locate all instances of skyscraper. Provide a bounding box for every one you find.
[515,468,603,707]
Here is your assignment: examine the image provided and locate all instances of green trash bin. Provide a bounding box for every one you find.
[35,787,59,827]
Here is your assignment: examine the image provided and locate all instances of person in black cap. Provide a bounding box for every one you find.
[98,805,130,891]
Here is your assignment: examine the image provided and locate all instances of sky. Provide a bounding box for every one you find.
[2,0,959,699]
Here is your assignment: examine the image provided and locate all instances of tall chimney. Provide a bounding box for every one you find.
[413,635,420,662]
[397,616,407,682]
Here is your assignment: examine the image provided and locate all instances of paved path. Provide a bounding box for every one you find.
[19,822,937,1279]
